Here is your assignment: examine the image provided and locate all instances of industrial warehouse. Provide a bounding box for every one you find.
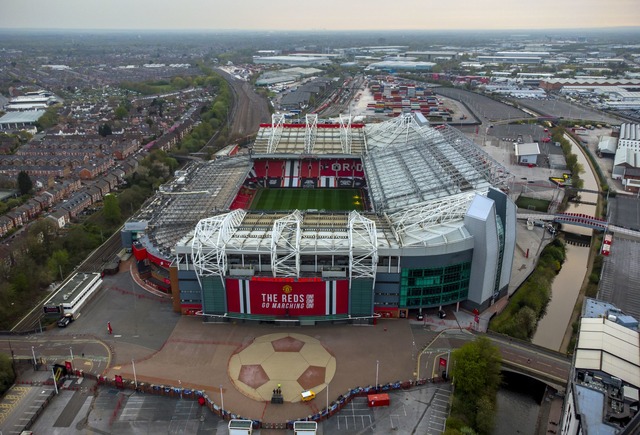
[121,113,516,323]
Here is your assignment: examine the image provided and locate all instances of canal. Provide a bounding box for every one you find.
[531,135,599,351]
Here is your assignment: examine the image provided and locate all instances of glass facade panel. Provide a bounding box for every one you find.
[399,261,471,308]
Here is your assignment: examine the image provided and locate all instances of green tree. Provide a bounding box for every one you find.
[103,194,121,225]
[34,105,60,131]
[114,105,128,120]
[450,337,502,435]
[98,123,112,137]
[452,337,502,397]
[17,171,33,195]
[47,249,70,281]
[0,353,15,395]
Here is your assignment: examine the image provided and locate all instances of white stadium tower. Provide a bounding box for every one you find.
[122,113,516,323]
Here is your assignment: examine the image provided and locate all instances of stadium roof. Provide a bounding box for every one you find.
[133,155,252,257]
[252,114,367,156]
[139,114,512,270]
[363,114,512,213]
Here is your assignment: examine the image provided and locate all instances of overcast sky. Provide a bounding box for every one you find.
[1,0,639,31]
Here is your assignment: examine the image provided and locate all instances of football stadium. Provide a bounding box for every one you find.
[122,113,516,324]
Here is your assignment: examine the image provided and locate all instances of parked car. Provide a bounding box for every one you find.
[57,313,74,328]
[301,390,316,402]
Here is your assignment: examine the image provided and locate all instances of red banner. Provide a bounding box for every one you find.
[439,357,447,367]
[226,278,349,316]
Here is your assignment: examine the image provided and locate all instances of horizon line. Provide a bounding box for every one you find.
[1,26,640,33]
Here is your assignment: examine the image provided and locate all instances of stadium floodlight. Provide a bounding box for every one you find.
[271,210,303,278]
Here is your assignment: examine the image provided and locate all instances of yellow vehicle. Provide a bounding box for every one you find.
[301,390,316,402]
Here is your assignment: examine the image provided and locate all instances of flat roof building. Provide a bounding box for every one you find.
[515,142,540,166]
[253,56,331,66]
[561,298,640,435]
[0,110,44,130]
[365,60,435,71]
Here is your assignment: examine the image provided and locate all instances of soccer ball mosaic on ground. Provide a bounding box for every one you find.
[228,333,336,402]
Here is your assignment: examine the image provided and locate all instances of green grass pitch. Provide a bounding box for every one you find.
[249,189,365,211]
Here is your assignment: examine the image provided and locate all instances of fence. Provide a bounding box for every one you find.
[66,367,445,430]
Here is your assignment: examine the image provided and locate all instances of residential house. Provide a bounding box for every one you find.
[47,209,69,229]
[60,191,92,218]
[0,215,14,237]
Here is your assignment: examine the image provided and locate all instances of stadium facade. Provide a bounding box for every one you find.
[122,113,516,324]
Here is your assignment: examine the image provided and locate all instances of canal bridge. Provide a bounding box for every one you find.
[420,329,571,392]
[517,212,640,239]
[485,331,571,392]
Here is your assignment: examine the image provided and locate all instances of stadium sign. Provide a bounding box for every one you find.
[226,279,349,316]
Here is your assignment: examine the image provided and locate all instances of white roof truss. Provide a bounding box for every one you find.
[348,211,379,285]
[304,114,318,154]
[339,114,352,154]
[267,113,285,154]
[271,210,303,278]
[387,191,479,245]
[191,209,247,283]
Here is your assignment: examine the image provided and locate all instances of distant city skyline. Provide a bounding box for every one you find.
[2,0,640,32]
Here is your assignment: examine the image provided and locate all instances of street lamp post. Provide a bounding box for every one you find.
[132,359,138,390]
[7,337,15,371]
[220,385,225,415]
[326,383,329,411]
[69,347,74,362]
[375,360,379,392]
[51,366,58,395]
[31,346,37,368]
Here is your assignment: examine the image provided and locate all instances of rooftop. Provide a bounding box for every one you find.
[620,123,640,142]
[252,114,367,156]
[0,110,45,124]
[45,272,101,308]
[133,156,252,257]
[575,317,640,386]
[363,114,512,213]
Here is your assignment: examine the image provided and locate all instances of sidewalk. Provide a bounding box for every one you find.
[104,316,418,423]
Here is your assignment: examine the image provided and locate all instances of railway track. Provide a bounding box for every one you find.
[215,68,270,139]
[76,230,124,273]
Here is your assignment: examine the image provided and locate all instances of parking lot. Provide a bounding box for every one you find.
[436,87,529,122]
[28,386,225,435]
[516,97,620,126]
[599,237,640,321]
[0,382,55,435]
[321,384,452,434]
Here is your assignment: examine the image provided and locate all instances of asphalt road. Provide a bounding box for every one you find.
[435,87,530,122]
[40,262,180,362]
